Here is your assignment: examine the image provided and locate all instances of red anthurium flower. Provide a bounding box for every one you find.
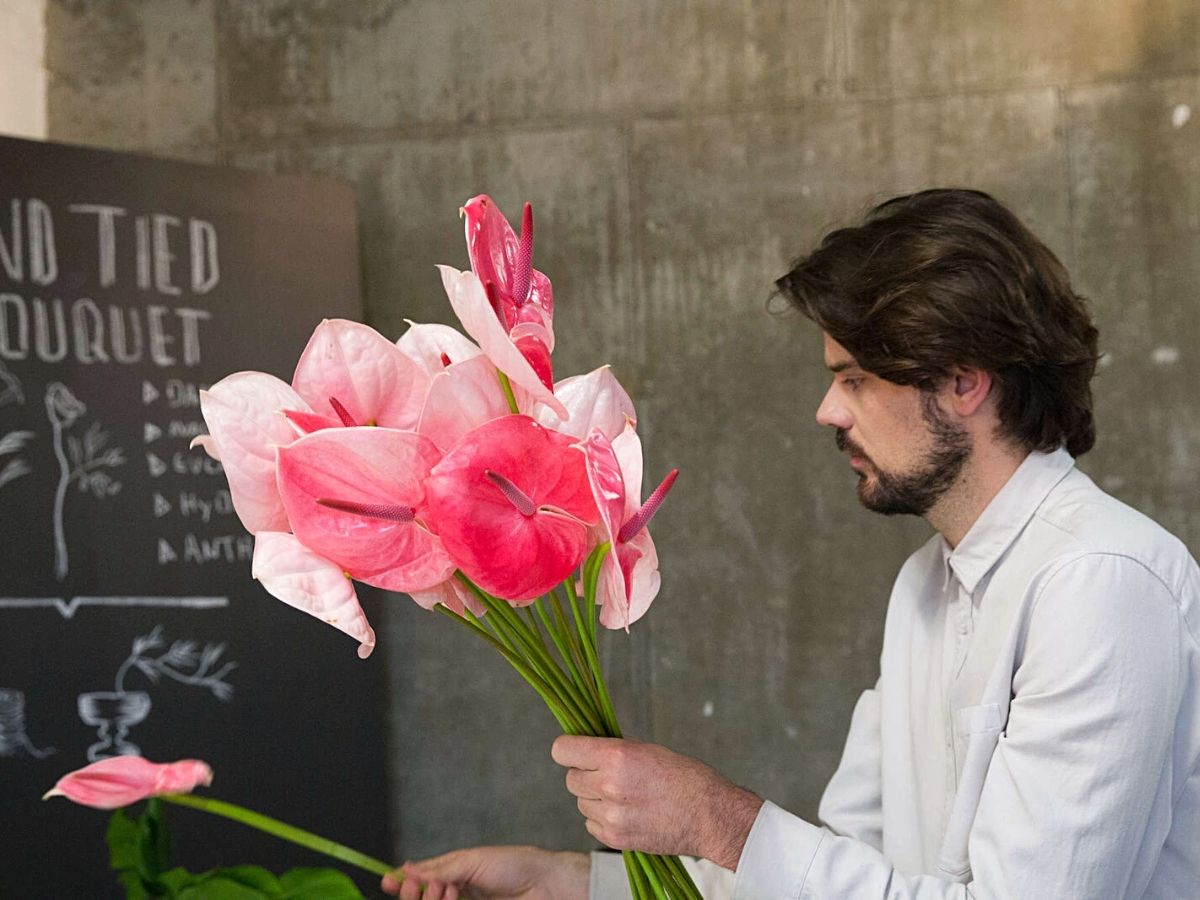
[44,756,212,809]
[198,372,313,533]
[252,531,377,658]
[423,416,598,602]
[461,195,554,347]
[577,421,677,630]
[276,427,455,593]
[437,265,567,419]
[293,319,430,430]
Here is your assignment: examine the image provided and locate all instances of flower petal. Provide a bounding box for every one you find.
[276,427,456,592]
[408,577,485,617]
[436,266,567,419]
[293,319,430,429]
[536,366,637,440]
[417,355,515,453]
[396,320,483,376]
[199,372,311,534]
[600,530,661,630]
[43,757,212,809]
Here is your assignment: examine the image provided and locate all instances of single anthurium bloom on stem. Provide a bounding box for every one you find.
[578,421,677,630]
[423,415,598,602]
[251,531,377,658]
[534,365,637,441]
[276,427,456,594]
[43,756,212,809]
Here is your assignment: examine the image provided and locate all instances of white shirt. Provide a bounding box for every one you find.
[591,448,1200,898]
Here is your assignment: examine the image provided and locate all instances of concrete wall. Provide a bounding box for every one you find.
[1,0,47,139]
[43,0,1200,862]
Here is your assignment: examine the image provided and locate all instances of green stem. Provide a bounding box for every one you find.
[496,370,520,414]
[159,793,391,877]
[536,594,593,710]
[660,853,703,900]
[578,544,621,735]
[623,850,651,900]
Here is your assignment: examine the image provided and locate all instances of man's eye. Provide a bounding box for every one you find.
[841,377,862,390]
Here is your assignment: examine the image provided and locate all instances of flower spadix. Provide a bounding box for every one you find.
[423,416,598,602]
[44,756,212,809]
[276,427,455,593]
[578,422,678,630]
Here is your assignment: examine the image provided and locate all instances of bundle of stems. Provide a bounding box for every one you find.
[438,548,703,900]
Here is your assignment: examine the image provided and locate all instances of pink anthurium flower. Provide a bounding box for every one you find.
[417,354,536,453]
[461,195,555,350]
[423,416,598,602]
[293,319,430,430]
[396,320,483,377]
[275,427,456,594]
[534,365,637,441]
[43,756,212,809]
[437,266,568,420]
[578,422,677,630]
[198,372,313,533]
[252,531,376,658]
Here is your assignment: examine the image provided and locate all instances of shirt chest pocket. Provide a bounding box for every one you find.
[936,702,1006,879]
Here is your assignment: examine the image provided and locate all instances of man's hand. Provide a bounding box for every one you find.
[551,736,764,870]
[382,846,589,899]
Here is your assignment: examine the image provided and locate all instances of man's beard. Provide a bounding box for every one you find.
[836,392,971,517]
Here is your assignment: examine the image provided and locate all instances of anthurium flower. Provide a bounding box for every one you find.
[293,319,429,430]
[252,531,376,658]
[396,320,483,376]
[43,756,212,809]
[461,195,554,347]
[276,427,455,593]
[198,372,313,533]
[423,416,598,602]
[534,365,637,441]
[437,266,568,419]
[578,422,677,630]
[418,354,537,453]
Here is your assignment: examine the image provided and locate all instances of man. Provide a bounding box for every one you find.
[383,189,1200,899]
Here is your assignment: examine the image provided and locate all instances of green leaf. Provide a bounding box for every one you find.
[107,809,149,899]
[278,868,364,899]
[175,875,273,900]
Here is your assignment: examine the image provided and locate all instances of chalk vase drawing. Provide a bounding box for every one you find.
[77,690,151,760]
[0,688,54,758]
[44,382,125,581]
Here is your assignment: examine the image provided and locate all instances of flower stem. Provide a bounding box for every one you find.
[158,793,392,877]
[496,370,520,415]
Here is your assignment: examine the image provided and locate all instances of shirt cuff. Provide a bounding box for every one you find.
[732,799,826,899]
[590,850,634,900]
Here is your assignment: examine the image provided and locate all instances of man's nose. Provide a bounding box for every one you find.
[816,385,851,430]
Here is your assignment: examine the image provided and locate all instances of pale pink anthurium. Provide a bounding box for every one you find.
[43,756,213,810]
[437,265,568,420]
[275,427,456,594]
[251,531,376,658]
[292,318,430,431]
[423,416,598,603]
[418,354,537,454]
[577,421,678,630]
[534,365,636,441]
[197,372,313,534]
[395,320,483,377]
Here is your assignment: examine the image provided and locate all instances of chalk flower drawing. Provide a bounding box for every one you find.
[0,359,23,408]
[194,196,691,898]
[79,626,235,761]
[45,383,125,581]
[0,430,34,491]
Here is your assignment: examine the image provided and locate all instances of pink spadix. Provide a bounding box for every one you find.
[485,469,537,516]
[328,396,357,427]
[315,498,416,522]
[512,202,534,305]
[617,468,679,544]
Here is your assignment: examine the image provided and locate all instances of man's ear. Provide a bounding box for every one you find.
[948,367,992,417]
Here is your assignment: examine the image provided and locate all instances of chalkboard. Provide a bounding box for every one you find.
[0,135,392,897]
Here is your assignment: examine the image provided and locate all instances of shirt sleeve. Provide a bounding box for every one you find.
[731,553,1183,899]
[589,851,736,899]
[816,679,883,849]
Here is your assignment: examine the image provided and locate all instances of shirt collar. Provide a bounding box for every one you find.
[940,446,1076,595]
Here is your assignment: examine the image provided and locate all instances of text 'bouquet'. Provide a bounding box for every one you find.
[194,196,698,899]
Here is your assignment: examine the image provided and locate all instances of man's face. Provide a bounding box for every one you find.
[815,334,971,517]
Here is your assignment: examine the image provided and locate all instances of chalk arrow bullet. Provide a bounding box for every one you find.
[144,422,163,444]
[142,381,160,405]
[146,452,167,478]
[153,492,172,517]
[157,538,177,564]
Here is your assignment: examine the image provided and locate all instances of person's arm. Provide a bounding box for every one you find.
[732,553,1183,898]
[816,677,883,848]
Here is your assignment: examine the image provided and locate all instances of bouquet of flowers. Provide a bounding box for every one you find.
[188,195,696,898]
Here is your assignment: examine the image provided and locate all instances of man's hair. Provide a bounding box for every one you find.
[775,188,1100,457]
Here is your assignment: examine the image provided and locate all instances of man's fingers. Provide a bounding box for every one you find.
[551,734,621,768]
[381,872,401,896]
[565,766,603,800]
